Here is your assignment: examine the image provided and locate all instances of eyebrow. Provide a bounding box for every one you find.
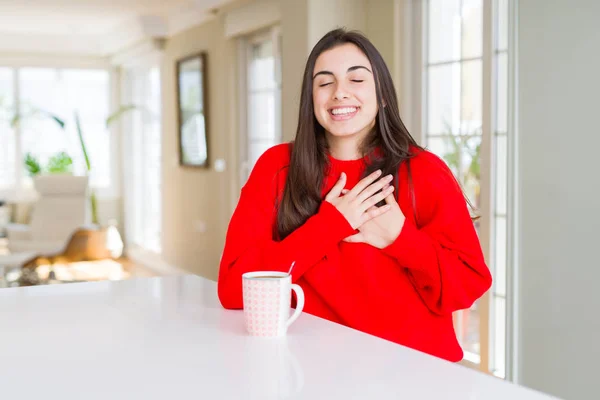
[313,65,372,79]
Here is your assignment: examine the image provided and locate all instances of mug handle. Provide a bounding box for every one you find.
[286,284,305,329]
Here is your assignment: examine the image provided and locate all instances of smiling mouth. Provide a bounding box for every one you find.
[329,106,360,120]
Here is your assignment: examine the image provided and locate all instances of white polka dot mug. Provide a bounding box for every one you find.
[241,271,305,338]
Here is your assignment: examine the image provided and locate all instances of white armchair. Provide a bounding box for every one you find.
[6,175,89,255]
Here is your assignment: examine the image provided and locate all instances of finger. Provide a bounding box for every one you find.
[385,192,398,205]
[325,172,346,201]
[341,189,350,195]
[356,174,393,203]
[385,193,404,216]
[343,233,364,243]
[359,204,391,225]
[347,169,382,198]
[360,185,395,211]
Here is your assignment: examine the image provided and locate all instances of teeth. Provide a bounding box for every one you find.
[331,107,357,115]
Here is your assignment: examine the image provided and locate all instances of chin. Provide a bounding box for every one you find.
[326,128,363,138]
[325,122,373,139]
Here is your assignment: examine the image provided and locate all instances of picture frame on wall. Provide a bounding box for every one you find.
[176,52,209,168]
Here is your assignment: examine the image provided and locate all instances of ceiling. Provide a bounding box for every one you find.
[0,0,232,57]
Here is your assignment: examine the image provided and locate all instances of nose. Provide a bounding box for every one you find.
[333,82,350,100]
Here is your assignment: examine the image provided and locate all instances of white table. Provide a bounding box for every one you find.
[0,275,558,399]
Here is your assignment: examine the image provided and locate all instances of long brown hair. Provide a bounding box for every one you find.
[276,29,422,239]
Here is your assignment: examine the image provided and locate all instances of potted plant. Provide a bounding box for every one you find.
[13,105,136,225]
[24,151,73,177]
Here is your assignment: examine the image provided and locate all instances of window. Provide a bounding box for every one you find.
[424,0,484,365]
[0,67,111,195]
[240,27,282,185]
[122,67,162,253]
[19,68,111,188]
[420,0,514,376]
[0,68,16,191]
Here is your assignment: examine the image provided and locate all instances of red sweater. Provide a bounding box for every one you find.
[218,143,492,362]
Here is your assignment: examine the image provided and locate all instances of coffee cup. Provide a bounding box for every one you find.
[241,271,305,337]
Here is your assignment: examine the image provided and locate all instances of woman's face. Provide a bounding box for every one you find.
[312,43,378,142]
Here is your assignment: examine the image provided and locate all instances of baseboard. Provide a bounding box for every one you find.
[125,246,187,276]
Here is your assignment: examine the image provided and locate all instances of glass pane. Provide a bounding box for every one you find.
[250,40,276,91]
[428,0,461,63]
[145,67,162,253]
[428,63,460,135]
[63,69,110,188]
[495,134,507,214]
[462,135,481,209]
[0,68,13,114]
[426,136,456,173]
[19,68,70,182]
[461,60,482,135]
[493,295,506,378]
[0,68,15,189]
[494,216,507,297]
[498,0,508,51]
[426,135,481,203]
[248,92,276,141]
[455,302,480,358]
[249,141,276,168]
[19,68,110,188]
[496,52,508,133]
[461,0,483,59]
[125,67,162,253]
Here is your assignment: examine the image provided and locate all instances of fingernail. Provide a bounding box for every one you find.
[340,172,345,179]
[374,170,382,176]
[385,174,393,181]
[387,186,395,192]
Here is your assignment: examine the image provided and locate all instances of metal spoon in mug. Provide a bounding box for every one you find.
[287,261,296,276]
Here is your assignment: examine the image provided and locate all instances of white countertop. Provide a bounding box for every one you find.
[0,275,557,399]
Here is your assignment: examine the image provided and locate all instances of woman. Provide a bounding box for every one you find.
[218,28,492,362]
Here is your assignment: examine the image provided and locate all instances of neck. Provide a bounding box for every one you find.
[326,132,365,160]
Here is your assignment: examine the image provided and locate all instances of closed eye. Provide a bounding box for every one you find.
[351,79,364,83]
[319,82,333,87]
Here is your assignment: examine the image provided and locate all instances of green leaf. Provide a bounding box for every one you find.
[46,151,73,174]
[46,113,66,129]
[74,111,91,172]
[105,104,137,128]
[10,113,20,128]
[90,189,99,225]
[469,141,481,180]
[24,152,42,177]
[10,108,66,130]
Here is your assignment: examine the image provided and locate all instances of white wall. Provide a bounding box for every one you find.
[517,1,600,399]
[307,0,366,49]
[161,16,237,280]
